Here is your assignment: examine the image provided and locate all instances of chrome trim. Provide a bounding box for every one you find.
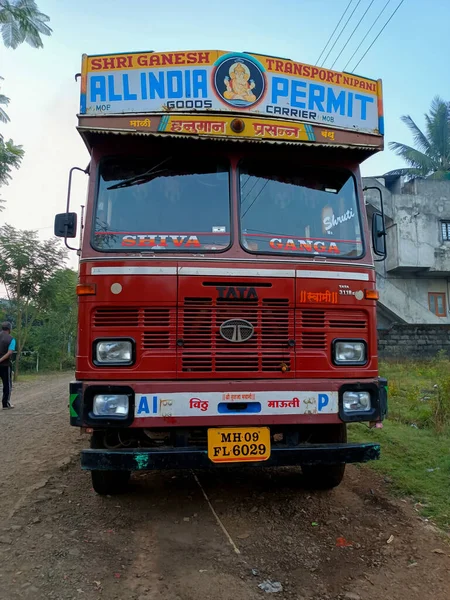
[80,257,375,269]
[178,267,295,277]
[91,266,177,275]
[296,270,369,281]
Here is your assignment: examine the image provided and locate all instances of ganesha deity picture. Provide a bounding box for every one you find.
[224,61,257,103]
[214,54,266,107]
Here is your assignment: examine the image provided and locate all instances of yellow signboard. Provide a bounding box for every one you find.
[157,115,316,142]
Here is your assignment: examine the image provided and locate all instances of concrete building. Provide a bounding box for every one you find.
[363,176,450,356]
[364,176,450,325]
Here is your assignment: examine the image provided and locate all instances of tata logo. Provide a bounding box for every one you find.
[216,286,258,300]
[219,319,254,343]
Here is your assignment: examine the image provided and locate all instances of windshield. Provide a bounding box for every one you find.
[239,160,363,258]
[93,157,230,251]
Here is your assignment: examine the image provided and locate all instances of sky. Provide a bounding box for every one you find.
[1,0,449,267]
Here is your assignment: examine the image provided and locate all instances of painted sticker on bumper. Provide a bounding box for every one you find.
[135,391,338,418]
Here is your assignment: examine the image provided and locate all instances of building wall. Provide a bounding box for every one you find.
[375,270,450,325]
[363,177,450,327]
[386,181,450,273]
[378,324,450,358]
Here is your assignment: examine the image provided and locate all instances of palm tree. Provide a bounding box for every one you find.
[0,0,51,49]
[386,96,450,180]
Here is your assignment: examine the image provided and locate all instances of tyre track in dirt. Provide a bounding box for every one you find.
[0,373,449,600]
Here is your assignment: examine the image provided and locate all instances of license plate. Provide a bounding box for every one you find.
[207,427,271,464]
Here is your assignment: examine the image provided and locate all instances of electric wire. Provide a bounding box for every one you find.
[330,0,376,70]
[351,0,405,72]
[320,0,363,68]
[343,0,392,71]
[315,0,354,65]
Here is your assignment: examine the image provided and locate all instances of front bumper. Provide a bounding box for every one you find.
[70,378,388,428]
[81,442,380,471]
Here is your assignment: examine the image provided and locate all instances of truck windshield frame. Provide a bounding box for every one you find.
[238,159,365,260]
[91,155,232,253]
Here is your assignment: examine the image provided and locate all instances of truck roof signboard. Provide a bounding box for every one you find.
[80,50,383,136]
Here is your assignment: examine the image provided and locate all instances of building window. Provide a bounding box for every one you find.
[428,292,447,317]
[441,221,450,241]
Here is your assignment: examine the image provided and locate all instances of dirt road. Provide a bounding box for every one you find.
[0,374,448,600]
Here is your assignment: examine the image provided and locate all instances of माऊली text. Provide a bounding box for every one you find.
[267,398,300,408]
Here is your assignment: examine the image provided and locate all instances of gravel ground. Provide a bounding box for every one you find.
[0,373,448,600]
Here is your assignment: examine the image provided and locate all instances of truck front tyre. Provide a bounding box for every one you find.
[301,463,345,489]
[90,432,131,495]
[301,424,347,490]
[91,470,131,496]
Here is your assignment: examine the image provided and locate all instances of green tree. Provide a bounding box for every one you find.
[0,224,67,380]
[386,97,450,180]
[0,77,9,123]
[0,1,51,209]
[0,0,51,49]
[0,137,24,211]
[34,269,78,370]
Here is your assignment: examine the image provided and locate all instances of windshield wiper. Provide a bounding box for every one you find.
[107,168,169,190]
[107,157,171,190]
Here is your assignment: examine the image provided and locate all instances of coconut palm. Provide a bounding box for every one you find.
[386,96,450,180]
[0,0,51,49]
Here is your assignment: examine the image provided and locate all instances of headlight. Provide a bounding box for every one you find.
[343,391,371,412]
[95,340,132,364]
[334,340,366,364]
[93,394,129,416]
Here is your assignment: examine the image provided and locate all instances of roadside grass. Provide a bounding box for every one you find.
[14,370,73,384]
[348,356,450,532]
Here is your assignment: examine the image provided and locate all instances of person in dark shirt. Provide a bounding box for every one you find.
[0,322,16,410]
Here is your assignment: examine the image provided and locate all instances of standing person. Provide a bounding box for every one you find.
[0,322,15,410]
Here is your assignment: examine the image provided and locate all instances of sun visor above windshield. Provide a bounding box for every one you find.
[77,114,383,157]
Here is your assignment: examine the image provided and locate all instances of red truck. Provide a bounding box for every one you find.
[55,50,387,495]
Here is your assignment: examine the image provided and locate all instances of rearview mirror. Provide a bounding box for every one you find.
[372,212,386,257]
[54,212,77,238]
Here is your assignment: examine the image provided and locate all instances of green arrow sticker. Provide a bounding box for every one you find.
[69,392,79,418]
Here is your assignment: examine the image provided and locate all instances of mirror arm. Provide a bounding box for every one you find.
[65,166,88,252]
[363,185,387,262]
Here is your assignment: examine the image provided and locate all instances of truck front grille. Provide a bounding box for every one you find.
[297,309,368,350]
[93,307,175,350]
[93,307,139,328]
[180,297,293,375]
[91,304,369,377]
